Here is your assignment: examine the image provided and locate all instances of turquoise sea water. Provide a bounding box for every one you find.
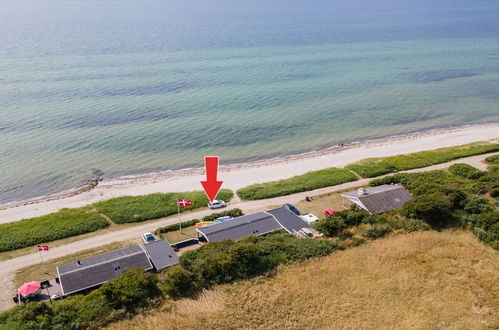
[1,0,499,204]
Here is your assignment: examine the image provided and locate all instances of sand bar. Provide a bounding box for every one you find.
[1,123,498,223]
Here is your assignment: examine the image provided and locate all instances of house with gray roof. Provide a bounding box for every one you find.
[341,184,412,214]
[57,239,178,296]
[142,239,179,271]
[196,206,319,242]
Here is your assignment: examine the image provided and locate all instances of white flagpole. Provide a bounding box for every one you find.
[38,247,47,275]
[177,197,182,234]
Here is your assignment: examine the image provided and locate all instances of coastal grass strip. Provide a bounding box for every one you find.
[346,141,499,178]
[0,207,109,252]
[237,168,358,200]
[94,189,234,224]
[485,154,499,164]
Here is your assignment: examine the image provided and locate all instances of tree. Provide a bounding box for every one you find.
[100,269,160,311]
[461,196,494,214]
[402,193,454,228]
[314,215,347,237]
[160,266,197,298]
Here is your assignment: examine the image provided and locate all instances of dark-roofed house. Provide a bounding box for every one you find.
[197,211,282,242]
[341,184,412,214]
[143,239,179,271]
[57,245,153,296]
[196,207,319,242]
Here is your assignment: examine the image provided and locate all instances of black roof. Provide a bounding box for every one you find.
[196,207,312,242]
[196,211,282,242]
[57,245,153,295]
[267,207,310,234]
[142,239,179,271]
[342,185,412,214]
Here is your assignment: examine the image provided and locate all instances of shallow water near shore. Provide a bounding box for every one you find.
[1,0,499,204]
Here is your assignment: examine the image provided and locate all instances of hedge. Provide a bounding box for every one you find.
[154,209,244,235]
[160,233,342,298]
[237,168,358,200]
[448,163,484,179]
[346,141,499,178]
[94,189,234,224]
[485,154,499,164]
[0,207,109,252]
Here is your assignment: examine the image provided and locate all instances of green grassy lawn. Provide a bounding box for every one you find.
[0,207,109,253]
[237,168,358,200]
[346,141,499,178]
[159,226,199,244]
[94,189,233,224]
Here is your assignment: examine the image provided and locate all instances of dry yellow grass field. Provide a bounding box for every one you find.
[110,231,499,330]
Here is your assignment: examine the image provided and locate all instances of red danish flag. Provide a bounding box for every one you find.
[177,199,192,207]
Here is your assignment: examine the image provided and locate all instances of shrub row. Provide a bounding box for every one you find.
[448,163,484,179]
[485,154,499,164]
[237,168,358,200]
[154,208,244,235]
[160,233,342,298]
[346,141,499,178]
[94,189,234,224]
[0,207,109,252]
[0,234,341,329]
[313,208,430,241]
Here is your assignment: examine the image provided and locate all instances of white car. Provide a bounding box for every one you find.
[299,213,319,224]
[142,232,156,244]
[208,200,226,209]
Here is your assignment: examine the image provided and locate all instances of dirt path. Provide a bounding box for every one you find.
[0,152,496,311]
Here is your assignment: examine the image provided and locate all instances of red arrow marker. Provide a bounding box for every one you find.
[201,156,223,203]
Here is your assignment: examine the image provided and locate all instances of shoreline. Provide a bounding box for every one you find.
[1,122,498,223]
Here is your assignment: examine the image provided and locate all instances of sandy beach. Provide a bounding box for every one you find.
[1,123,498,224]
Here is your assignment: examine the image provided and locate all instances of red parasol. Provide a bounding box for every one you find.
[17,281,41,295]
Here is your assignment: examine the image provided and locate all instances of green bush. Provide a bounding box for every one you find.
[94,189,233,224]
[159,267,197,298]
[471,211,499,249]
[155,219,200,235]
[237,168,358,200]
[347,141,499,178]
[0,207,108,252]
[314,216,347,237]
[402,193,454,228]
[461,196,494,214]
[201,208,244,222]
[389,218,431,232]
[154,209,244,235]
[485,154,499,164]
[448,163,484,179]
[369,171,462,195]
[100,269,160,311]
[364,224,392,239]
[162,233,341,298]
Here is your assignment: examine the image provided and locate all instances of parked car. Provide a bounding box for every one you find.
[208,200,226,209]
[299,213,319,224]
[283,203,301,216]
[142,232,156,244]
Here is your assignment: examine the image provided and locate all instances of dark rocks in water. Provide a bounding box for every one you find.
[92,169,105,177]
